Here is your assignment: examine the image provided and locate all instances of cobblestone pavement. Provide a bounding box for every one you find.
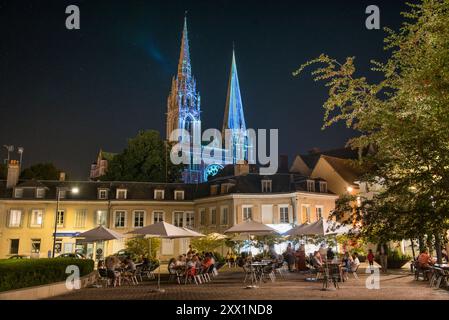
[51,267,449,300]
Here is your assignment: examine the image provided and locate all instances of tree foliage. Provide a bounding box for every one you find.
[190,234,227,253]
[20,163,61,180]
[125,237,161,260]
[101,130,183,183]
[295,0,449,243]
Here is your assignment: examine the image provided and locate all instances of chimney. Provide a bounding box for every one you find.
[279,154,289,173]
[6,160,20,189]
[59,172,66,182]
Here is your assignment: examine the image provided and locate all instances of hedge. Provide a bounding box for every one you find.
[0,258,94,292]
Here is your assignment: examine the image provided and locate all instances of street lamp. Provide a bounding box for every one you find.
[52,186,80,258]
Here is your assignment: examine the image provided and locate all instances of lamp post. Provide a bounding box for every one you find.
[17,147,24,171]
[52,186,79,258]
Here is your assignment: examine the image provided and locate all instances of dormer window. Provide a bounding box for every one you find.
[210,185,219,196]
[98,188,108,200]
[307,180,315,192]
[261,180,272,193]
[154,189,165,200]
[319,181,327,193]
[116,189,127,200]
[174,190,184,201]
[36,188,45,199]
[221,183,233,194]
[14,188,23,198]
[59,190,67,199]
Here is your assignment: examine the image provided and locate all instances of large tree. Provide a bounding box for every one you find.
[101,130,182,183]
[20,163,62,180]
[295,0,449,256]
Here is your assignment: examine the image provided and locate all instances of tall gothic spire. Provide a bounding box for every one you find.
[177,16,191,82]
[223,49,247,133]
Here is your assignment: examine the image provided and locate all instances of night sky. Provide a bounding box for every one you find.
[0,0,408,179]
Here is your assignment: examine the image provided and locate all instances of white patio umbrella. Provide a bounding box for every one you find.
[287,218,351,237]
[181,227,206,237]
[224,219,278,289]
[76,225,124,261]
[128,221,202,293]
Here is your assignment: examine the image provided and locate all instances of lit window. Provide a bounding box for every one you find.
[243,206,253,221]
[153,211,164,223]
[210,185,218,196]
[133,210,145,228]
[307,180,315,192]
[114,211,126,228]
[30,209,44,227]
[302,205,311,223]
[14,188,23,198]
[75,209,87,228]
[174,190,184,200]
[154,189,165,200]
[279,206,289,224]
[98,189,108,200]
[57,210,65,227]
[31,239,41,253]
[261,180,272,192]
[173,211,183,227]
[96,210,107,226]
[36,188,45,198]
[59,190,67,199]
[8,209,22,227]
[319,181,327,193]
[316,206,324,220]
[210,208,217,225]
[116,189,127,200]
[199,209,206,225]
[220,207,228,225]
[185,212,195,228]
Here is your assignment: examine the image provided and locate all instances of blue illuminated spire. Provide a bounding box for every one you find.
[223,49,247,133]
[177,16,191,83]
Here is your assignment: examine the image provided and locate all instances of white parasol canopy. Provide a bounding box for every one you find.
[77,225,125,242]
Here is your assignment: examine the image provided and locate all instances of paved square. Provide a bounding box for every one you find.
[51,267,449,300]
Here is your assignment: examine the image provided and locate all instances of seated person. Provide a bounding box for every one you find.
[350,253,360,272]
[168,258,177,273]
[418,249,433,269]
[175,255,186,268]
[312,251,323,268]
[124,256,136,272]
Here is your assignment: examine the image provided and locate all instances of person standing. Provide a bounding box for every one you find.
[367,249,375,272]
[376,243,388,273]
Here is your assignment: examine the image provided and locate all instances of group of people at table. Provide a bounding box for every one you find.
[168,246,217,281]
[98,255,142,287]
[280,243,362,281]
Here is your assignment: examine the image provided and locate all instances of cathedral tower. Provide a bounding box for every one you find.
[222,49,250,164]
[166,17,202,183]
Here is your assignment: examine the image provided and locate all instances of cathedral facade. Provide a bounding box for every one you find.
[166,18,251,184]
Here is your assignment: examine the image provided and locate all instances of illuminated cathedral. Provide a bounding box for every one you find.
[166,17,251,184]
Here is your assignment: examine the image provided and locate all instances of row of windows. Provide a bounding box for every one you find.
[7,209,94,228]
[13,187,186,201]
[210,180,328,195]
[5,204,325,229]
[8,238,41,255]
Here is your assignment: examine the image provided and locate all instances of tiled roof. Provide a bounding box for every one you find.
[321,155,365,185]
[0,173,334,201]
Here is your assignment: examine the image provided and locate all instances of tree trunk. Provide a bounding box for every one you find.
[410,239,416,260]
[435,233,442,264]
[418,235,425,253]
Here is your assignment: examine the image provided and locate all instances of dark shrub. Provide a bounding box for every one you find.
[0,258,94,292]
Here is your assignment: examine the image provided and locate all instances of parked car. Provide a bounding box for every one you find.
[57,252,86,259]
[8,254,30,259]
